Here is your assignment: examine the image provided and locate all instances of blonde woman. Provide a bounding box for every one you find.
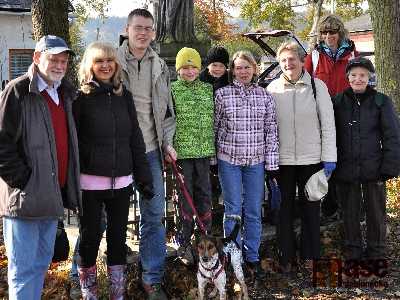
[73,42,153,299]
[214,51,279,279]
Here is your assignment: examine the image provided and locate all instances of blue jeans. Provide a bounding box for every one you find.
[3,217,58,300]
[139,150,166,285]
[218,159,265,262]
[70,208,107,278]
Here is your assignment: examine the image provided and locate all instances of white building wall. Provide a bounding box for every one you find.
[0,12,35,84]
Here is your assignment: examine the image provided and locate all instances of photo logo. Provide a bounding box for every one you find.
[312,258,388,288]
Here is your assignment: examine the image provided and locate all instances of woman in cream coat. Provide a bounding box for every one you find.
[267,41,336,274]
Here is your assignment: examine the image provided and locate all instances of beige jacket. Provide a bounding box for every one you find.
[267,71,336,165]
[117,41,176,153]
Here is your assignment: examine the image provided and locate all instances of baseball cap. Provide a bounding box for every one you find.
[304,169,329,202]
[35,35,75,56]
[346,57,375,74]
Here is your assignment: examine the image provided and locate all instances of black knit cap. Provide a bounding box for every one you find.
[206,46,230,67]
[346,57,375,74]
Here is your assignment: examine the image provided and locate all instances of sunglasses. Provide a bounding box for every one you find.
[320,30,339,35]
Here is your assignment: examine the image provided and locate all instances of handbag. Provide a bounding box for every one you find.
[52,220,70,263]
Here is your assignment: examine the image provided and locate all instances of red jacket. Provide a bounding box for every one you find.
[304,41,358,97]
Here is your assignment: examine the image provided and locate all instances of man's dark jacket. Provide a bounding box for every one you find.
[0,64,81,219]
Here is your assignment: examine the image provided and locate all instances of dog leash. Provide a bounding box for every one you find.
[168,154,207,234]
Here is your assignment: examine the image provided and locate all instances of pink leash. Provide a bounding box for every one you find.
[168,155,207,234]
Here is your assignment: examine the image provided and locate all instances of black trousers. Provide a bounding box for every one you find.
[176,158,212,243]
[277,164,322,266]
[336,181,387,259]
[78,185,132,267]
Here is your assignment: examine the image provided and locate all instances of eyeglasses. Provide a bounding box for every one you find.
[320,30,338,35]
[130,25,154,33]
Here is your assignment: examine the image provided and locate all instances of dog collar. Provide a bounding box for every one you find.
[199,256,226,282]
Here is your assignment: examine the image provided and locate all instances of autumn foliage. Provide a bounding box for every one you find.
[194,0,238,40]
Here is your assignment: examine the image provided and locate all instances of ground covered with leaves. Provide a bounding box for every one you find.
[0,179,399,299]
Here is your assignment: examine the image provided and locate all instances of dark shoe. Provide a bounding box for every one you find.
[245,261,266,280]
[143,283,168,300]
[69,275,82,300]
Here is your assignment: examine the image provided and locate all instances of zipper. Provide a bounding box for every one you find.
[108,92,116,193]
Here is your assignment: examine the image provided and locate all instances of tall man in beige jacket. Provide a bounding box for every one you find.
[117,8,176,300]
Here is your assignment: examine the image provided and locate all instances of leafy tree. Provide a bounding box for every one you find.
[239,0,365,43]
[194,0,238,40]
[72,0,111,41]
[69,2,89,61]
[240,0,296,31]
[368,0,400,110]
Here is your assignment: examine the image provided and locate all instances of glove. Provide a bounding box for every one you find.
[266,169,279,181]
[322,162,336,178]
[137,183,155,200]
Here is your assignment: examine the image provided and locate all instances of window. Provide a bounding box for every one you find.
[9,49,34,80]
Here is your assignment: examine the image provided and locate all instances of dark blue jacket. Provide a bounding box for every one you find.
[333,86,400,182]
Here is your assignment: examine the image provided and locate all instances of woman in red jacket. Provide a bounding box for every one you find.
[304,15,359,219]
[304,14,358,97]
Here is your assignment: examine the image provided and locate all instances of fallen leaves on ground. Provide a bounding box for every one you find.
[0,178,399,299]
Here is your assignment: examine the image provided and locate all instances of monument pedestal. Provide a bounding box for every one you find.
[156,40,211,80]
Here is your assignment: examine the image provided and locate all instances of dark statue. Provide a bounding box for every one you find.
[157,0,196,42]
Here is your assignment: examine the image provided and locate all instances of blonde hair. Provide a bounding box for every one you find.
[79,42,123,95]
[318,14,348,45]
[276,41,305,62]
[229,51,258,83]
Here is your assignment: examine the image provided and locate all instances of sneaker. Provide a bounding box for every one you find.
[177,244,194,266]
[245,261,267,280]
[142,282,168,300]
[69,276,82,300]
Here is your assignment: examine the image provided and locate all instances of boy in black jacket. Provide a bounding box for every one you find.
[199,46,230,220]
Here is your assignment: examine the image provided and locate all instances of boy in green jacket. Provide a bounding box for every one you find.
[171,47,215,265]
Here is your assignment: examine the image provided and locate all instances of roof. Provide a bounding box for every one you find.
[0,0,74,13]
[344,13,372,33]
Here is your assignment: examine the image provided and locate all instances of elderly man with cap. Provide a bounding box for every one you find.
[0,35,80,299]
[333,57,400,261]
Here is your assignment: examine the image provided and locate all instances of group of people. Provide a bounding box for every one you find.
[0,8,399,300]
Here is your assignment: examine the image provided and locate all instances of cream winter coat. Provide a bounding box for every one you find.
[267,71,336,165]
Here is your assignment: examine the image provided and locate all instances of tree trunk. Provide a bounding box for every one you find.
[368,0,400,112]
[31,0,78,86]
[307,0,324,51]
